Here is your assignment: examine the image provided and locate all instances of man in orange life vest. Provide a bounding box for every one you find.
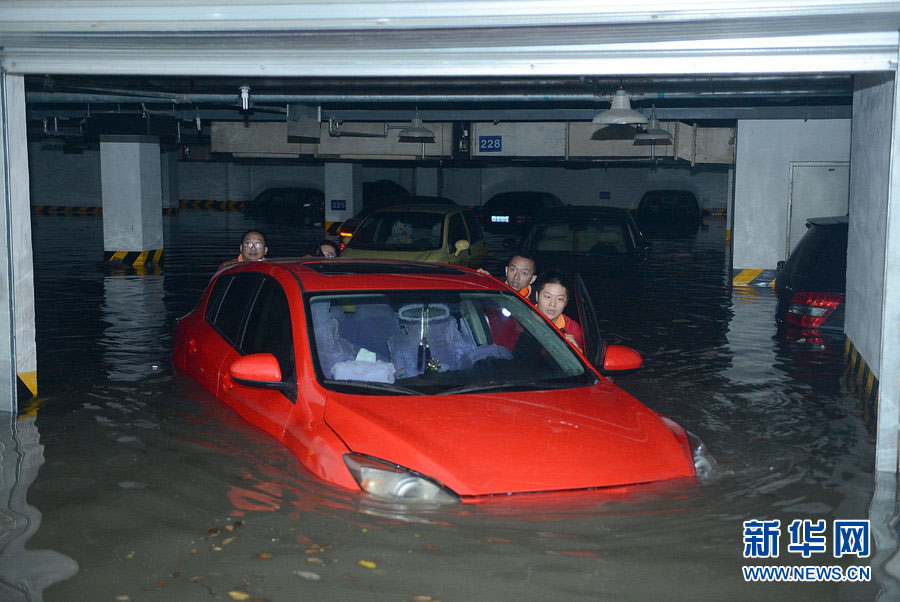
[533,270,584,352]
[478,252,538,299]
[219,230,267,270]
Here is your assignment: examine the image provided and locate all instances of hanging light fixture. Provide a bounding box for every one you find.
[592,90,648,126]
[635,107,672,141]
[398,112,435,141]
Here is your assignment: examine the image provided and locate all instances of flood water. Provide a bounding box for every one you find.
[2,210,894,600]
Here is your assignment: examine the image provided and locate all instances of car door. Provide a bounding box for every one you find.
[446,211,471,265]
[570,272,606,369]
[220,275,298,440]
[462,209,488,268]
[193,273,264,395]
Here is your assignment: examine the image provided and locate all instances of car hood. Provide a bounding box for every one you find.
[323,382,694,497]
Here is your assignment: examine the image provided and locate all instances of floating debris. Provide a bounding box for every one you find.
[292,570,321,581]
[228,592,251,601]
[357,560,376,569]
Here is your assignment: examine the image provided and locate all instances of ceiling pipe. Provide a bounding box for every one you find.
[26,88,852,105]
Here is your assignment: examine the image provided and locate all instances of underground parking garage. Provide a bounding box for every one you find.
[1,2,900,598]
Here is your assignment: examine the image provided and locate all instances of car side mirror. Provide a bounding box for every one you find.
[454,239,470,255]
[231,353,282,383]
[602,345,643,372]
[776,260,785,272]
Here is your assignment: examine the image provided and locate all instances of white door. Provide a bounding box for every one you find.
[786,162,849,256]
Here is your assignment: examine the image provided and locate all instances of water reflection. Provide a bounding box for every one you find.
[101,272,168,381]
[0,403,78,601]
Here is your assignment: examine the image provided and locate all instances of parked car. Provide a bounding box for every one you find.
[244,187,325,226]
[634,190,702,236]
[775,215,848,331]
[516,206,651,274]
[333,194,456,246]
[476,191,565,234]
[340,204,487,268]
[173,259,713,502]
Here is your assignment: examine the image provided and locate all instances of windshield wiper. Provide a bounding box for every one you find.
[443,379,584,395]
[322,379,426,396]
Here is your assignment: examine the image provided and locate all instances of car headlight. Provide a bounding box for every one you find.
[343,454,459,503]
[686,431,718,480]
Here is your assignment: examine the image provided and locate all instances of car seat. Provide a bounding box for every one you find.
[535,223,573,251]
[309,300,359,378]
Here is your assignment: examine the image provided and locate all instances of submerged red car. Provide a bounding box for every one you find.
[173,259,713,503]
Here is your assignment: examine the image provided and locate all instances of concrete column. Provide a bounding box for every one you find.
[324,162,362,229]
[0,74,37,405]
[415,166,439,196]
[100,136,164,269]
[877,68,900,473]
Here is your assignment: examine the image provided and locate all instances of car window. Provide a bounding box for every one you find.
[306,290,592,395]
[808,226,848,289]
[242,277,296,390]
[525,219,628,254]
[462,210,483,243]
[348,211,444,250]
[210,273,264,346]
[205,275,232,323]
[784,224,840,276]
[448,213,468,245]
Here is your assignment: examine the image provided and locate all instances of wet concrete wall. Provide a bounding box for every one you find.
[847,73,893,380]
[732,119,851,270]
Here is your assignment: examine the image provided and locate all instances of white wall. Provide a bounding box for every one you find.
[847,73,894,378]
[732,119,851,270]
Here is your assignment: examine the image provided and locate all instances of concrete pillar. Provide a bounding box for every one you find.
[324,162,362,230]
[415,166,439,196]
[877,69,900,473]
[100,136,164,269]
[0,74,37,406]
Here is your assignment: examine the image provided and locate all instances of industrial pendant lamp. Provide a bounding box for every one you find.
[634,108,673,141]
[398,112,435,140]
[592,90,648,126]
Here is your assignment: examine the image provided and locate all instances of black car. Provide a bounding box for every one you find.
[775,215,848,331]
[477,191,565,234]
[336,194,457,245]
[634,190,702,236]
[244,187,325,226]
[517,206,651,274]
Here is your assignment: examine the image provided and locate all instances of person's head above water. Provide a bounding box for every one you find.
[240,230,267,262]
[504,252,537,293]
[315,239,340,258]
[533,269,572,322]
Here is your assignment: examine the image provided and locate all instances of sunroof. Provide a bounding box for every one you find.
[302,261,470,276]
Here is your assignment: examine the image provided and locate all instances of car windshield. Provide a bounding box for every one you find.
[523,218,628,254]
[307,290,593,395]
[347,211,444,251]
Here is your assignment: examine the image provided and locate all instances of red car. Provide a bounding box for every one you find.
[173,259,713,503]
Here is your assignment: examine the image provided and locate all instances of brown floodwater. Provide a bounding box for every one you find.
[0,210,891,601]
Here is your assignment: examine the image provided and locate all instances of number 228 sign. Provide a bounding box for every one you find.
[478,136,502,153]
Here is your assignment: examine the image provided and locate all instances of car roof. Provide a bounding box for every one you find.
[239,258,506,292]
[807,215,849,227]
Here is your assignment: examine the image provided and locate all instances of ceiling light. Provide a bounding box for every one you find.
[398,113,434,141]
[635,113,673,142]
[592,90,648,126]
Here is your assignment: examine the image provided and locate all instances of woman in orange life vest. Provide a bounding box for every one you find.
[219,230,268,270]
[532,269,584,352]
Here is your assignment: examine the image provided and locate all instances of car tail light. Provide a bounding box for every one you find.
[785,292,844,328]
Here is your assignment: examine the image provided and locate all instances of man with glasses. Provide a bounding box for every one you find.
[219,230,268,269]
